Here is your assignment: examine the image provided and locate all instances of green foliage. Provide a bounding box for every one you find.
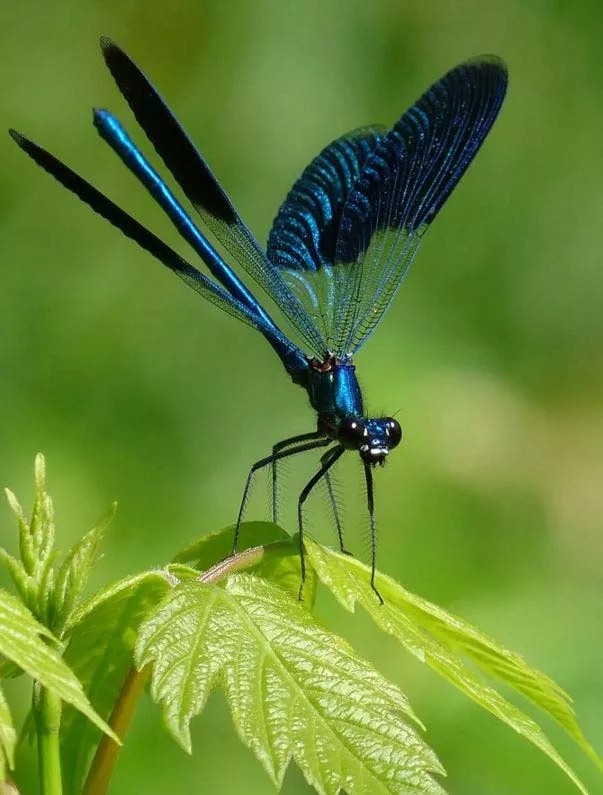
[1,455,58,626]
[50,504,116,637]
[60,571,172,794]
[305,538,600,794]
[173,521,289,568]
[0,456,119,791]
[248,536,318,605]
[136,569,445,794]
[1,455,114,638]
[177,522,317,604]
[0,683,16,780]
[1,458,600,795]
[0,589,115,743]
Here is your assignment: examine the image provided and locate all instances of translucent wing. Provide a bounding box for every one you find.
[8,130,297,355]
[100,37,327,358]
[266,127,385,349]
[332,56,508,356]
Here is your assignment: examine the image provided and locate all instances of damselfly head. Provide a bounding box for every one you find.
[337,416,402,464]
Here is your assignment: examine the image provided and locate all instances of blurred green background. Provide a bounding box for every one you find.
[1,0,603,793]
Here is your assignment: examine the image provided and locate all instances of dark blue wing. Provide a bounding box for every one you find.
[331,56,508,356]
[100,37,327,358]
[266,127,385,348]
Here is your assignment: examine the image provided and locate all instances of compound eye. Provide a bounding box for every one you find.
[337,417,367,450]
[385,418,402,448]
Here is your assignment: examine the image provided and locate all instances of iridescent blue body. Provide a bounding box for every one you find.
[94,109,308,379]
[10,38,508,600]
[306,361,363,426]
[92,107,391,451]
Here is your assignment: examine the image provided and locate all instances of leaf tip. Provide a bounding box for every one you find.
[34,453,46,484]
[171,723,192,755]
[4,490,22,518]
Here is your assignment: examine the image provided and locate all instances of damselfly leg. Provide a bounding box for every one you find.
[232,436,330,553]
[324,465,349,554]
[363,462,383,604]
[297,446,345,599]
[270,431,325,523]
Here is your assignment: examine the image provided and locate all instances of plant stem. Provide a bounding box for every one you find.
[82,544,266,794]
[198,544,265,584]
[0,776,22,795]
[83,666,149,795]
[35,687,62,795]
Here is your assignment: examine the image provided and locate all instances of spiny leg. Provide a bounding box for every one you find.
[321,452,348,554]
[273,437,346,551]
[271,431,325,524]
[364,462,383,605]
[232,436,330,554]
[297,445,345,600]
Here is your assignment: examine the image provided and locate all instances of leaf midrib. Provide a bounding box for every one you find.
[225,582,431,795]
